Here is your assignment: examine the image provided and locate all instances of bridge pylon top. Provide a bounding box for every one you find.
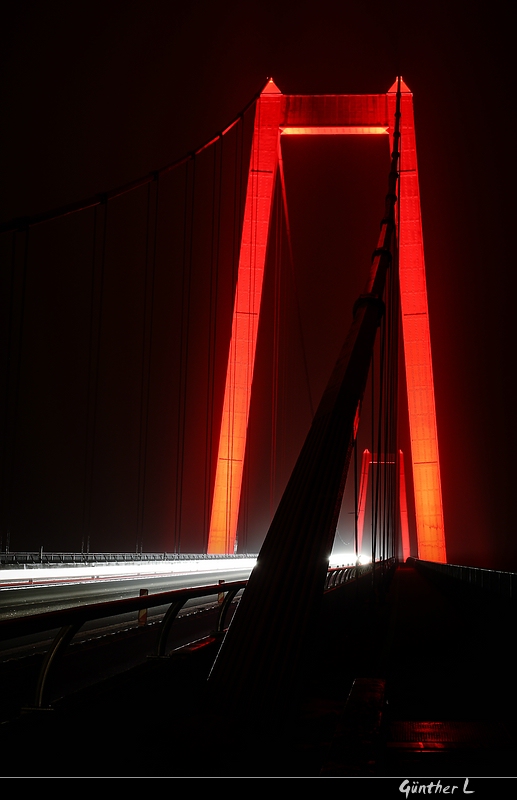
[260,76,412,98]
[262,77,282,95]
[388,77,412,94]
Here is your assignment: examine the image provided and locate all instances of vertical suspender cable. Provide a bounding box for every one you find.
[1,231,17,550]
[385,243,399,560]
[369,359,373,566]
[4,227,30,553]
[204,135,223,545]
[82,206,97,552]
[137,175,159,553]
[354,431,359,559]
[373,310,386,568]
[278,145,314,420]
[136,185,152,553]
[270,184,282,521]
[84,199,108,554]
[175,157,195,553]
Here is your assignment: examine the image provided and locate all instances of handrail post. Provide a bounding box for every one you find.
[215,587,241,634]
[154,600,188,658]
[27,621,83,710]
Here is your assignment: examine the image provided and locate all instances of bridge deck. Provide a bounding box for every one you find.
[1,564,515,778]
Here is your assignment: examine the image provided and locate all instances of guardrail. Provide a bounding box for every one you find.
[0,579,247,712]
[0,551,258,567]
[324,562,374,588]
[0,560,389,716]
[408,557,517,600]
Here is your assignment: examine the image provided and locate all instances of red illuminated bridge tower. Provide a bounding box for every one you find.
[207,78,447,564]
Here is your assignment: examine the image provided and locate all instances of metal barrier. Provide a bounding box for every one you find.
[0,560,392,714]
[0,551,257,567]
[407,557,517,601]
[0,579,247,711]
[324,558,397,590]
[324,563,372,589]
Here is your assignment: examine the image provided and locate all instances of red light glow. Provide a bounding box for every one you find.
[280,126,387,135]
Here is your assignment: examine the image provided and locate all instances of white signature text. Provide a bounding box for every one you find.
[400,779,474,796]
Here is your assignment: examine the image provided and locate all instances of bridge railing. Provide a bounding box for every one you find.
[0,551,257,567]
[324,563,375,588]
[0,561,382,716]
[0,578,247,713]
[408,557,517,601]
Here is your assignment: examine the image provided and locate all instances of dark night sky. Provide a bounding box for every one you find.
[1,1,516,569]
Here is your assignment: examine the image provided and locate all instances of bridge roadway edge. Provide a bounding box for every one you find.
[1,564,516,779]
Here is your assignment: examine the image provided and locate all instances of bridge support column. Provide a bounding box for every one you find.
[388,81,447,563]
[207,80,283,554]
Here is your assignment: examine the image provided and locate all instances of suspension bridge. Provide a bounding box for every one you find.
[1,78,515,779]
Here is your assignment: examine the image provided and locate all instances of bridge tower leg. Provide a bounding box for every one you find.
[388,80,447,563]
[207,80,283,554]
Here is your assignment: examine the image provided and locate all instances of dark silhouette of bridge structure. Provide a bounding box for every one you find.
[1,79,516,779]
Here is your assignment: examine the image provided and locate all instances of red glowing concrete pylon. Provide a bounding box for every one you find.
[207,78,447,564]
[387,80,446,563]
[356,449,411,562]
[207,79,283,554]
